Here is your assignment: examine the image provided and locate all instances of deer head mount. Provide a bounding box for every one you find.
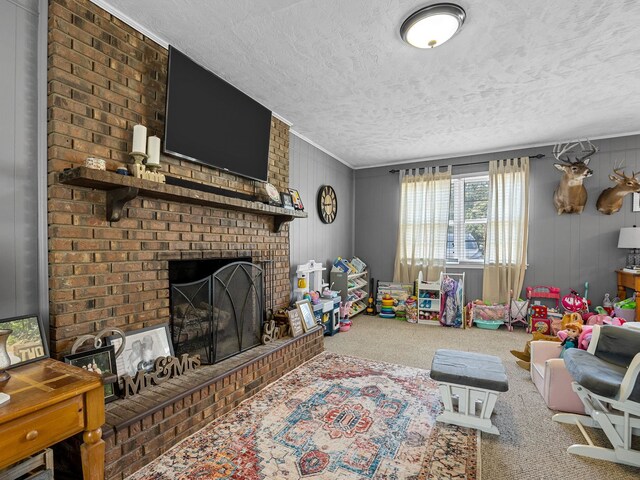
[596,168,640,215]
[552,140,597,214]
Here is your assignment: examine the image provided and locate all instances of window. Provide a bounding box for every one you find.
[447,175,489,264]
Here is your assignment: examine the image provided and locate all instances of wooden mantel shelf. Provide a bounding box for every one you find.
[57,167,307,232]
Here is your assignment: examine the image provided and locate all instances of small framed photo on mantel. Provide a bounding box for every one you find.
[289,188,304,211]
[281,192,295,210]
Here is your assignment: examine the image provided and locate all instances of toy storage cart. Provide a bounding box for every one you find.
[525,285,560,333]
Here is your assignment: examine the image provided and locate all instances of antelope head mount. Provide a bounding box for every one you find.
[596,168,640,215]
[552,140,596,214]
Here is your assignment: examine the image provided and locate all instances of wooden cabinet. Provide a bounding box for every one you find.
[0,359,105,480]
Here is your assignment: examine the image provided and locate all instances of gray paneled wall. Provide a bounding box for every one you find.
[289,134,355,289]
[355,135,640,307]
[0,0,40,318]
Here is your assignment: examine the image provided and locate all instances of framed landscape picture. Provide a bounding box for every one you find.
[107,324,174,378]
[64,344,119,402]
[0,314,48,368]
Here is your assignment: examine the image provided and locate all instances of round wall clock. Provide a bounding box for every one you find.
[317,185,337,224]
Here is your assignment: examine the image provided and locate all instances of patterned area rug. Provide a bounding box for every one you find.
[128,352,479,479]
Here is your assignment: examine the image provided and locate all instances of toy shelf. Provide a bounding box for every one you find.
[416,279,441,325]
[331,269,369,319]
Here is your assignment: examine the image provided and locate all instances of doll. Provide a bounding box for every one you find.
[559,322,582,358]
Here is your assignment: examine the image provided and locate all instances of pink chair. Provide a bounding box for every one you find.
[529,341,585,414]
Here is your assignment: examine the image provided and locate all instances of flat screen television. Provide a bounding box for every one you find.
[164,46,272,182]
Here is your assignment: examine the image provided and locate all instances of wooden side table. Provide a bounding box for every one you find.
[616,270,640,322]
[0,358,105,480]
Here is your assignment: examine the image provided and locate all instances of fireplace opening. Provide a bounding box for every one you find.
[169,259,263,365]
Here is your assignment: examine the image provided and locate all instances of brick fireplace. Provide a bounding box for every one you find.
[47,0,292,356]
[46,1,323,478]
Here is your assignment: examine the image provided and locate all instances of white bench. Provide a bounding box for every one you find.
[430,349,509,435]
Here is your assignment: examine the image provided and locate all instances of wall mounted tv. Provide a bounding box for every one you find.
[164,46,272,182]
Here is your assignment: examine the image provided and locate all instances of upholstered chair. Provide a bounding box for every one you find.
[529,340,585,414]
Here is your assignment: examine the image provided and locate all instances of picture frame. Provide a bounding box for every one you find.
[106,324,174,378]
[287,308,304,338]
[288,188,304,211]
[296,300,317,332]
[281,192,295,210]
[633,192,640,212]
[64,345,119,403]
[0,314,49,368]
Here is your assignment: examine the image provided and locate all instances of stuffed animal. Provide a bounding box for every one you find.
[510,331,561,370]
[559,322,582,358]
[560,312,583,330]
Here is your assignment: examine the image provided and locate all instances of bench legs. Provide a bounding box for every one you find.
[436,382,501,435]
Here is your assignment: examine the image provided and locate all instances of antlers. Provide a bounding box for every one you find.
[611,167,638,181]
[553,139,598,164]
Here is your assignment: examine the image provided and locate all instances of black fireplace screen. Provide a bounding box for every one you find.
[170,261,263,364]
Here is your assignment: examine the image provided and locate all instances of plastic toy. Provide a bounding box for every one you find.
[525,285,561,333]
[379,293,396,319]
[339,301,353,321]
[365,294,376,315]
[602,293,613,316]
[309,291,320,305]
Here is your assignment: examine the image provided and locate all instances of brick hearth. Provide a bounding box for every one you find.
[54,328,324,480]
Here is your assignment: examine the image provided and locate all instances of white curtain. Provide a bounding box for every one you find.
[482,157,530,303]
[393,166,451,283]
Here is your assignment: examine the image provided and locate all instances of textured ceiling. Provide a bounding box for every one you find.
[98,0,640,168]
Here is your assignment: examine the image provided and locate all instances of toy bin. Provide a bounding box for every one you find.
[475,319,504,330]
[614,306,636,322]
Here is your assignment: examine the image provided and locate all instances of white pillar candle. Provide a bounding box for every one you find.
[146,135,161,166]
[132,124,147,154]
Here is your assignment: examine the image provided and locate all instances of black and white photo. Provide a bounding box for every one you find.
[107,324,174,378]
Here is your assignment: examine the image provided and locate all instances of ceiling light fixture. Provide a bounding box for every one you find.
[400,3,466,49]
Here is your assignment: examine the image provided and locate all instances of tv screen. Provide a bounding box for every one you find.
[164,46,272,182]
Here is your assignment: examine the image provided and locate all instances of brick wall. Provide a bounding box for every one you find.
[47,0,291,356]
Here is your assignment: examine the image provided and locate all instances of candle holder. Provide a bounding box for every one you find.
[141,163,166,183]
[128,151,148,178]
[129,151,148,165]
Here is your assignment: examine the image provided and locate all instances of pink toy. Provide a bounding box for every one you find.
[339,301,352,320]
[586,314,612,326]
[309,291,320,305]
[578,325,594,350]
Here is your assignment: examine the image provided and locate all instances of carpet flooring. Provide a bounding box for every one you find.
[325,316,640,480]
[128,351,478,479]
